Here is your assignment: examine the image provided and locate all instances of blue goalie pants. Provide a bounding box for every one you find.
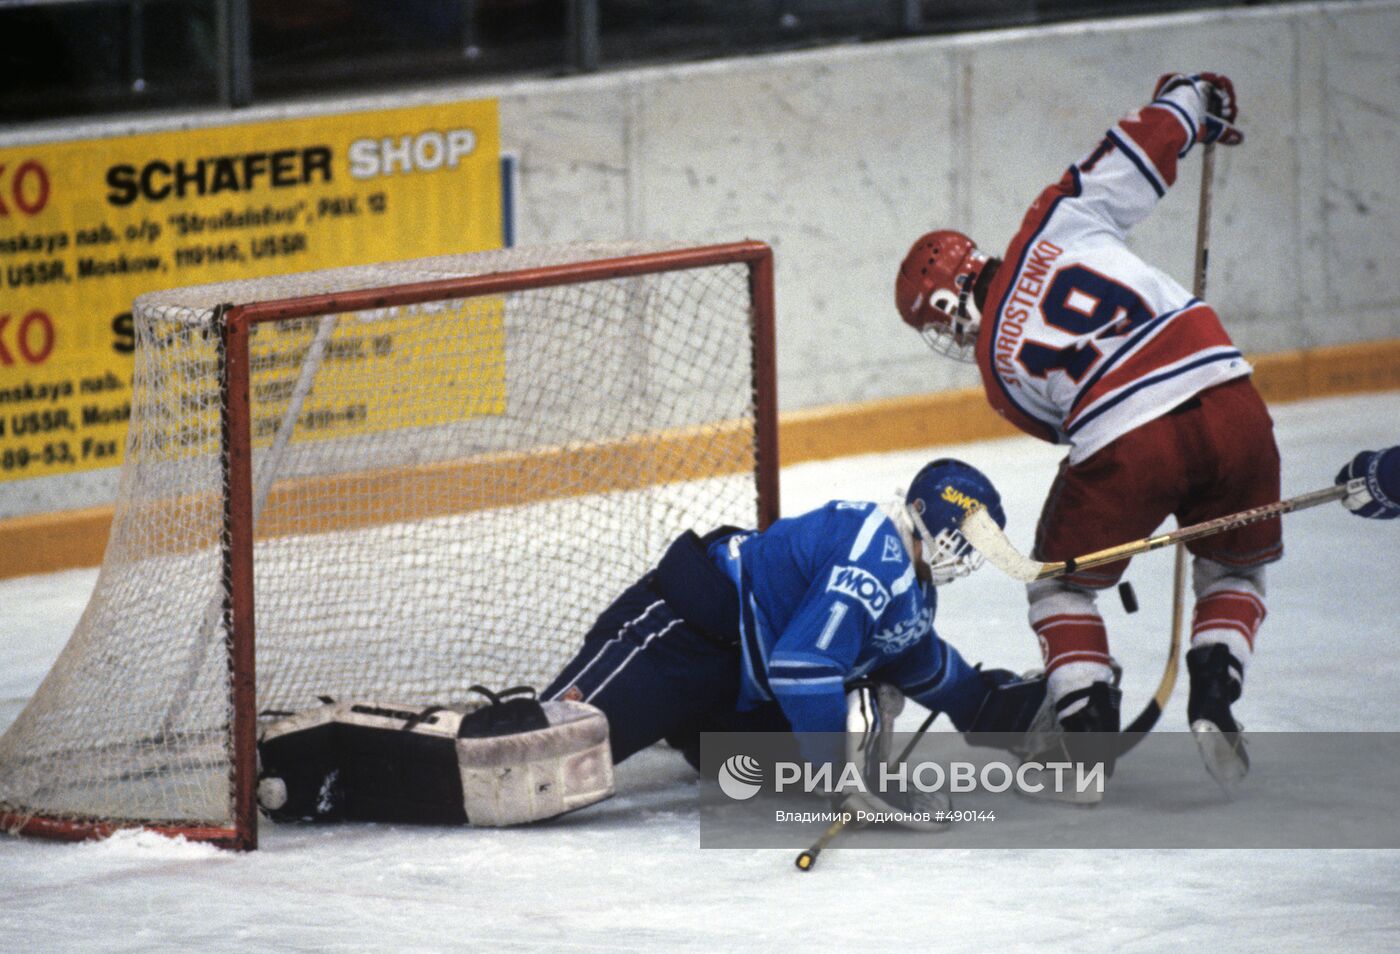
[543,572,789,765]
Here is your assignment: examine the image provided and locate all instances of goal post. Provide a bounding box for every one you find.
[0,240,777,850]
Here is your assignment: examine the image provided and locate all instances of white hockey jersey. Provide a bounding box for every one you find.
[975,83,1251,463]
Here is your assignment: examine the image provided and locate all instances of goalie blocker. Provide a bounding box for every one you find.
[256,686,614,827]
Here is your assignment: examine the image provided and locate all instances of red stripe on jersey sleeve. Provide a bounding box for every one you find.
[1119,105,1192,189]
[1065,305,1234,428]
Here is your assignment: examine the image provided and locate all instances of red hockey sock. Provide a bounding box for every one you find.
[1190,588,1266,669]
[1033,612,1110,673]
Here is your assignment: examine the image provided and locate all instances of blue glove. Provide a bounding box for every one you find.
[1336,448,1400,520]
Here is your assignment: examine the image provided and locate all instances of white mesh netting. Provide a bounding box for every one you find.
[0,242,768,836]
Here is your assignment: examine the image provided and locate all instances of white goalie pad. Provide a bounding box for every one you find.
[457,698,614,826]
[256,692,613,828]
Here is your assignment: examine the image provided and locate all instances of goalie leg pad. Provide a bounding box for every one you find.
[257,702,467,825]
[257,694,614,827]
[457,698,613,827]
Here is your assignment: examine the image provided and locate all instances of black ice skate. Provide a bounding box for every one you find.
[1186,643,1250,792]
[1021,681,1121,805]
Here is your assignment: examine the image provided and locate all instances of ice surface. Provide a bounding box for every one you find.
[2,392,1398,952]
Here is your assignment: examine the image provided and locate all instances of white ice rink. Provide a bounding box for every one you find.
[2,391,1398,953]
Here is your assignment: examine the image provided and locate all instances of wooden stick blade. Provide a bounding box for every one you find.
[962,506,1046,582]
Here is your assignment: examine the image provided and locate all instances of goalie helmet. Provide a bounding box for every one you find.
[895,229,990,364]
[903,458,1005,585]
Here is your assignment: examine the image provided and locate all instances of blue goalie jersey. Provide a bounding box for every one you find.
[709,500,986,736]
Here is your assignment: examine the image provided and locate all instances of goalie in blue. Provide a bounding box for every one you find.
[544,457,1042,767]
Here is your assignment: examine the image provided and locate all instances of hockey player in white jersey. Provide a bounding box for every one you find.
[895,73,1279,782]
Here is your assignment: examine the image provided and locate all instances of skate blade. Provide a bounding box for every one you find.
[1190,719,1249,794]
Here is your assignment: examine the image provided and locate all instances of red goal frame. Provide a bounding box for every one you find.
[220,241,777,849]
[1,241,777,851]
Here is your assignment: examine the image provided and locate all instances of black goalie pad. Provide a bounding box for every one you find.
[256,687,614,827]
[257,702,468,825]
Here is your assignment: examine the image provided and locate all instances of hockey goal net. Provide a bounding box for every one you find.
[0,241,777,849]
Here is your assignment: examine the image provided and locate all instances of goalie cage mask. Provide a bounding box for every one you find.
[895,229,990,364]
[903,458,1006,586]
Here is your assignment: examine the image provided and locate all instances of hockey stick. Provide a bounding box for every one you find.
[963,480,1353,584]
[1143,141,1217,743]
[794,816,848,872]
[794,708,938,872]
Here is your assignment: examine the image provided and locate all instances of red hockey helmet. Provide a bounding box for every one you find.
[895,230,989,363]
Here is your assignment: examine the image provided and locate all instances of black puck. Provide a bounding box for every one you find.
[1118,581,1139,614]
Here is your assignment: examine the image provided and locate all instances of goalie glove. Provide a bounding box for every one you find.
[962,668,1049,756]
[1153,71,1243,146]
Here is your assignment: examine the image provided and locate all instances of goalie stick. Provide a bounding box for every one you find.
[794,708,938,872]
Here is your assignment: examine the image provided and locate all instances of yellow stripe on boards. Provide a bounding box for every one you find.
[7,337,1399,579]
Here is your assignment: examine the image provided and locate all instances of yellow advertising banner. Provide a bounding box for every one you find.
[0,99,502,481]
